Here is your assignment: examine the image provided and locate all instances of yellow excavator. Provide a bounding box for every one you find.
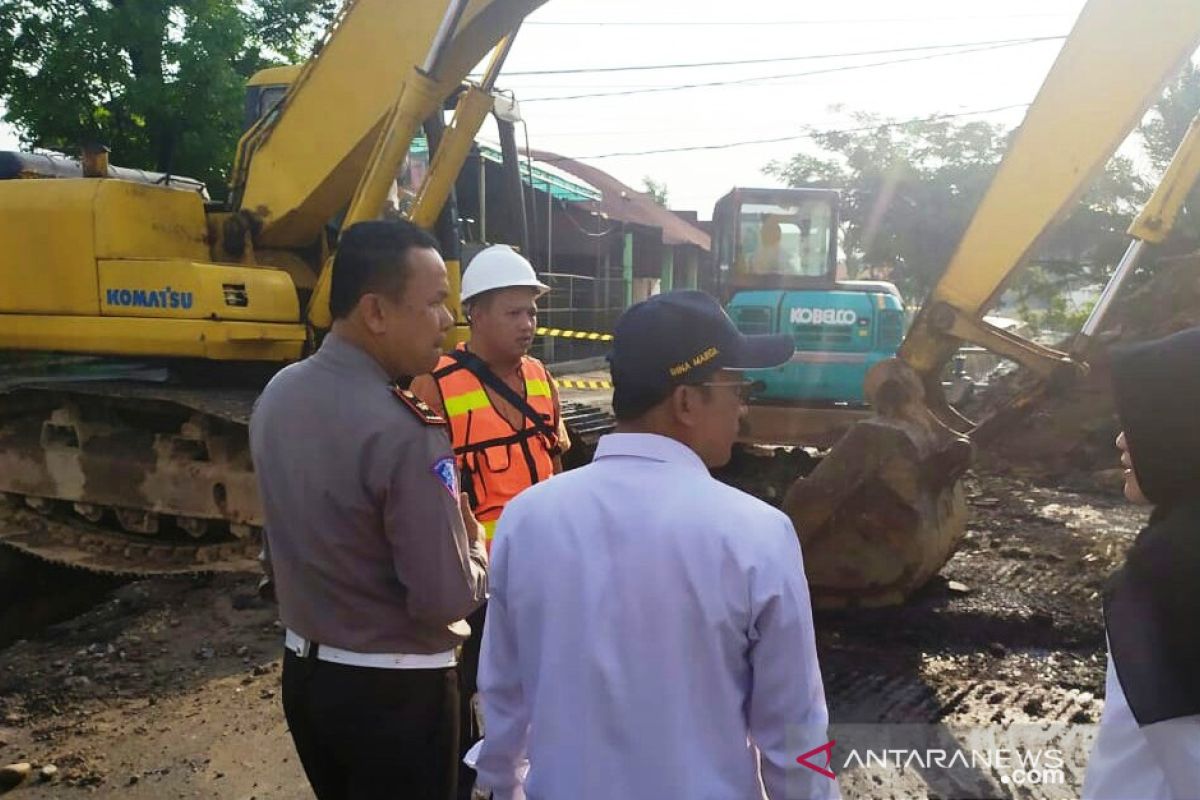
[0,0,549,573]
[1,0,1198,610]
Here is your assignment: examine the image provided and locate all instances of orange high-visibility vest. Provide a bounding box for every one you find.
[431,346,559,550]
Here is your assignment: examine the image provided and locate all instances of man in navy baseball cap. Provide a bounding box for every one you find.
[474,290,836,800]
[607,290,794,446]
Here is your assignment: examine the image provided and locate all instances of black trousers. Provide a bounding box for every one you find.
[457,604,487,800]
[282,649,460,800]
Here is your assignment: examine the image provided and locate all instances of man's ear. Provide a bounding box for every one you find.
[670,384,701,428]
[358,293,388,335]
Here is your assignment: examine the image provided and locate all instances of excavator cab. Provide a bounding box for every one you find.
[714,188,906,447]
[714,188,837,284]
[243,67,299,133]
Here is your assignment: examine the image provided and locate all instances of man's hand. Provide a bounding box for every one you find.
[460,492,485,547]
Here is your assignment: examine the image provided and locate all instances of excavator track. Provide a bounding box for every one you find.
[0,380,264,575]
[0,500,261,576]
[558,399,615,467]
[0,378,615,576]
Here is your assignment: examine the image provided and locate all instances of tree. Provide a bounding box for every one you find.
[766,114,1011,299]
[765,112,1145,305]
[1013,59,1200,333]
[641,176,669,207]
[0,0,336,199]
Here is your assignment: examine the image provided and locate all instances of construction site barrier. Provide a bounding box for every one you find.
[536,326,613,342]
[555,378,613,391]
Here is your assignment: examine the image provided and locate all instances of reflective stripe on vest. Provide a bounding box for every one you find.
[433,350,557,550]
[444,389,491,417]
[443,378,551,418]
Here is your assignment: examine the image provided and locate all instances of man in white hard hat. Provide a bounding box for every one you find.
[410,244,570,799]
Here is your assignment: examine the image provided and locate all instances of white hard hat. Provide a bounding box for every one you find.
[460,245,550,304]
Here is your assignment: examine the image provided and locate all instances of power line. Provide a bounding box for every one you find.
[521,39,1058,102]
[538,103,1030,160]
[524,13,1072,26]
[486,36,1066,76]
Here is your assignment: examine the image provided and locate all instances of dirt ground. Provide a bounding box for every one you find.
[0,467,1146,799]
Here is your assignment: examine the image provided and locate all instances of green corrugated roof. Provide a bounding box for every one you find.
[476,143,602,202]
[410,136,600,202]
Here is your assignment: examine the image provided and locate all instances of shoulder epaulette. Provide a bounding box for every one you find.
[391,386,447,426]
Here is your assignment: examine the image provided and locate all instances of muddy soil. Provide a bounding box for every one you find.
[816,473,1146,798]
[0,471,1146,799]
[967,251,1200,485]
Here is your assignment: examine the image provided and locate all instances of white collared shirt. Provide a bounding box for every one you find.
[476,433,839,800]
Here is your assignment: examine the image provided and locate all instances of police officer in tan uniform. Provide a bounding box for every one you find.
[250,219,488,800]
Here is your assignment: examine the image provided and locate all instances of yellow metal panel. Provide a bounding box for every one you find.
[93,181,209,261]
[900,0,1200,375]
[247,65,302,87]
[0,180,100,314]
[446,257,463,330]
[1129,113,1200,244]
[240,0,545,248]
[342,71,443,232]
[444,321,471,350]
[0,315,306,361]
[411,87,494,229]
[98,260,300,322]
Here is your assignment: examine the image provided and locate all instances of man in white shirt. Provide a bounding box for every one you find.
[474,290,840,800]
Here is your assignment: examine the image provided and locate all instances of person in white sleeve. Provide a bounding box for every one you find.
[473,290,840,800]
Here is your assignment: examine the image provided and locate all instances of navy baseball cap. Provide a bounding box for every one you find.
[607,290,795,417]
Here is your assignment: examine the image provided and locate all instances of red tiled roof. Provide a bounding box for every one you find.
[529,148,710,251]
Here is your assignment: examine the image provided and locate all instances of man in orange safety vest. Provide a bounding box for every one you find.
[409,243,570,799]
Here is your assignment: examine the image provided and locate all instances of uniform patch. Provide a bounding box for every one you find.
[432,456,459,498]
[391,386,446,425]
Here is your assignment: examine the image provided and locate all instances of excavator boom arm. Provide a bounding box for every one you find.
[899,0,1200,383]
[787,0,1200,607]
[232,0,545,250]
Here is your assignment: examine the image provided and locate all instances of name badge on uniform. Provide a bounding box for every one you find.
[432,456,459,498]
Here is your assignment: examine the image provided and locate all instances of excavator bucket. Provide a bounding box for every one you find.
[783,360,972,608]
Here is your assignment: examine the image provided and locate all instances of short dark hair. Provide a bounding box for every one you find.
[612,379,713,422]
[463,289,498,322]
[329,219,440,320]
[613,384,670,422]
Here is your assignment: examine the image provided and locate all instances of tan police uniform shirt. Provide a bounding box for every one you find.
[249,331,488,654]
